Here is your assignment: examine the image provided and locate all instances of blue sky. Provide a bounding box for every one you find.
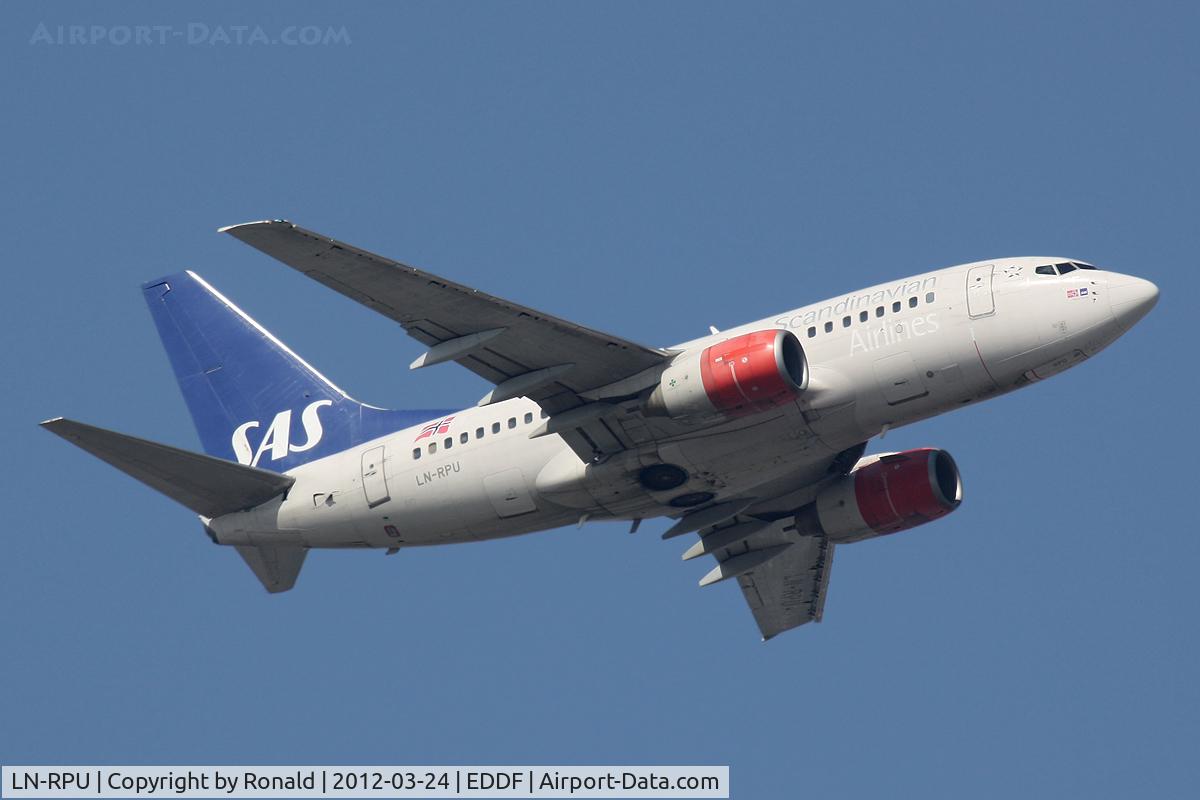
[2,2,1196,797]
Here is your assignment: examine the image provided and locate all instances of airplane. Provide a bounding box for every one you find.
[42,221,1159,639]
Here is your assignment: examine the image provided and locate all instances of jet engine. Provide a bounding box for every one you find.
[644,329,808,420]
[798,448,962,543]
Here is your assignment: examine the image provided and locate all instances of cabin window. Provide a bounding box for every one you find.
[926,291,935,303]
[909,296,918,308]
[428,442,437,454]
[892,301,901,313]
[443,437,452,450]
[492,422,501,434]
[876,306,884,318]
[508,417,517,429]
[412,448,421,460]
[524,412,533,424]
[824,321,833,333]
[807,326,816,338]
[460,432,469,444]
[475,427,484,439]
[859,310,868,322]
[842,316,851,328]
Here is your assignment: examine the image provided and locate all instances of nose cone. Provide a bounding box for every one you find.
[1108,274,1159,332]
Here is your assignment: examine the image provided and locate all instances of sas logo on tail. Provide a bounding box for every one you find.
[232,399,333,466]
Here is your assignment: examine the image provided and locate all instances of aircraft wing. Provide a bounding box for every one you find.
[734,530,834,640]
[690,514,834,640]
[221,221,670,419]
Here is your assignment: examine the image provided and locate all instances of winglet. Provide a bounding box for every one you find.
[217,219,292,234]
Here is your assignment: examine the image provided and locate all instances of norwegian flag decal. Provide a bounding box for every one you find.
[1067,289,1079,298]
[414,416,455,442]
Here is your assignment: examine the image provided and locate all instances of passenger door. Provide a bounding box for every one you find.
[966,264,996,318]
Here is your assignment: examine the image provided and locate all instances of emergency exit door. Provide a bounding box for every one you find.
[361,446,390,508]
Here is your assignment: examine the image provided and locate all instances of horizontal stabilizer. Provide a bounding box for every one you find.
[41,418,295,518]
[236,544,307,593]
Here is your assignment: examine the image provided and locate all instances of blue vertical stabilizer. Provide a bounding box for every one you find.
[142,271,449,471]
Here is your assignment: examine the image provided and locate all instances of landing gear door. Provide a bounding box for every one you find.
[361,446,390,508]
[966,264,996,318]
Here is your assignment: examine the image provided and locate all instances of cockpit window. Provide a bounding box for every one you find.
[1056,262,1077,274]
[1073,262,1098,271]
[1035,265,1057,276]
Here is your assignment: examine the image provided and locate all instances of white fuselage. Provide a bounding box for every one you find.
[206,258,1151,550]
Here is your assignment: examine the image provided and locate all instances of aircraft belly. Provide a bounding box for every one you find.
[387,463,484,544]
[375,435,574,545]
[652,407,830,501]
[535,408,836,521]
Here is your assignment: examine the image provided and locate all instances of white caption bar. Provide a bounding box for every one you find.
[2,767,728,799]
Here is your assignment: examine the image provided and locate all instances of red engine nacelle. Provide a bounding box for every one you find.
[808,448,963,543]
[645,329,808,419]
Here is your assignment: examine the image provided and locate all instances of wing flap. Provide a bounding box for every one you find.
[735,534,834,640]
[688,514,835,640]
